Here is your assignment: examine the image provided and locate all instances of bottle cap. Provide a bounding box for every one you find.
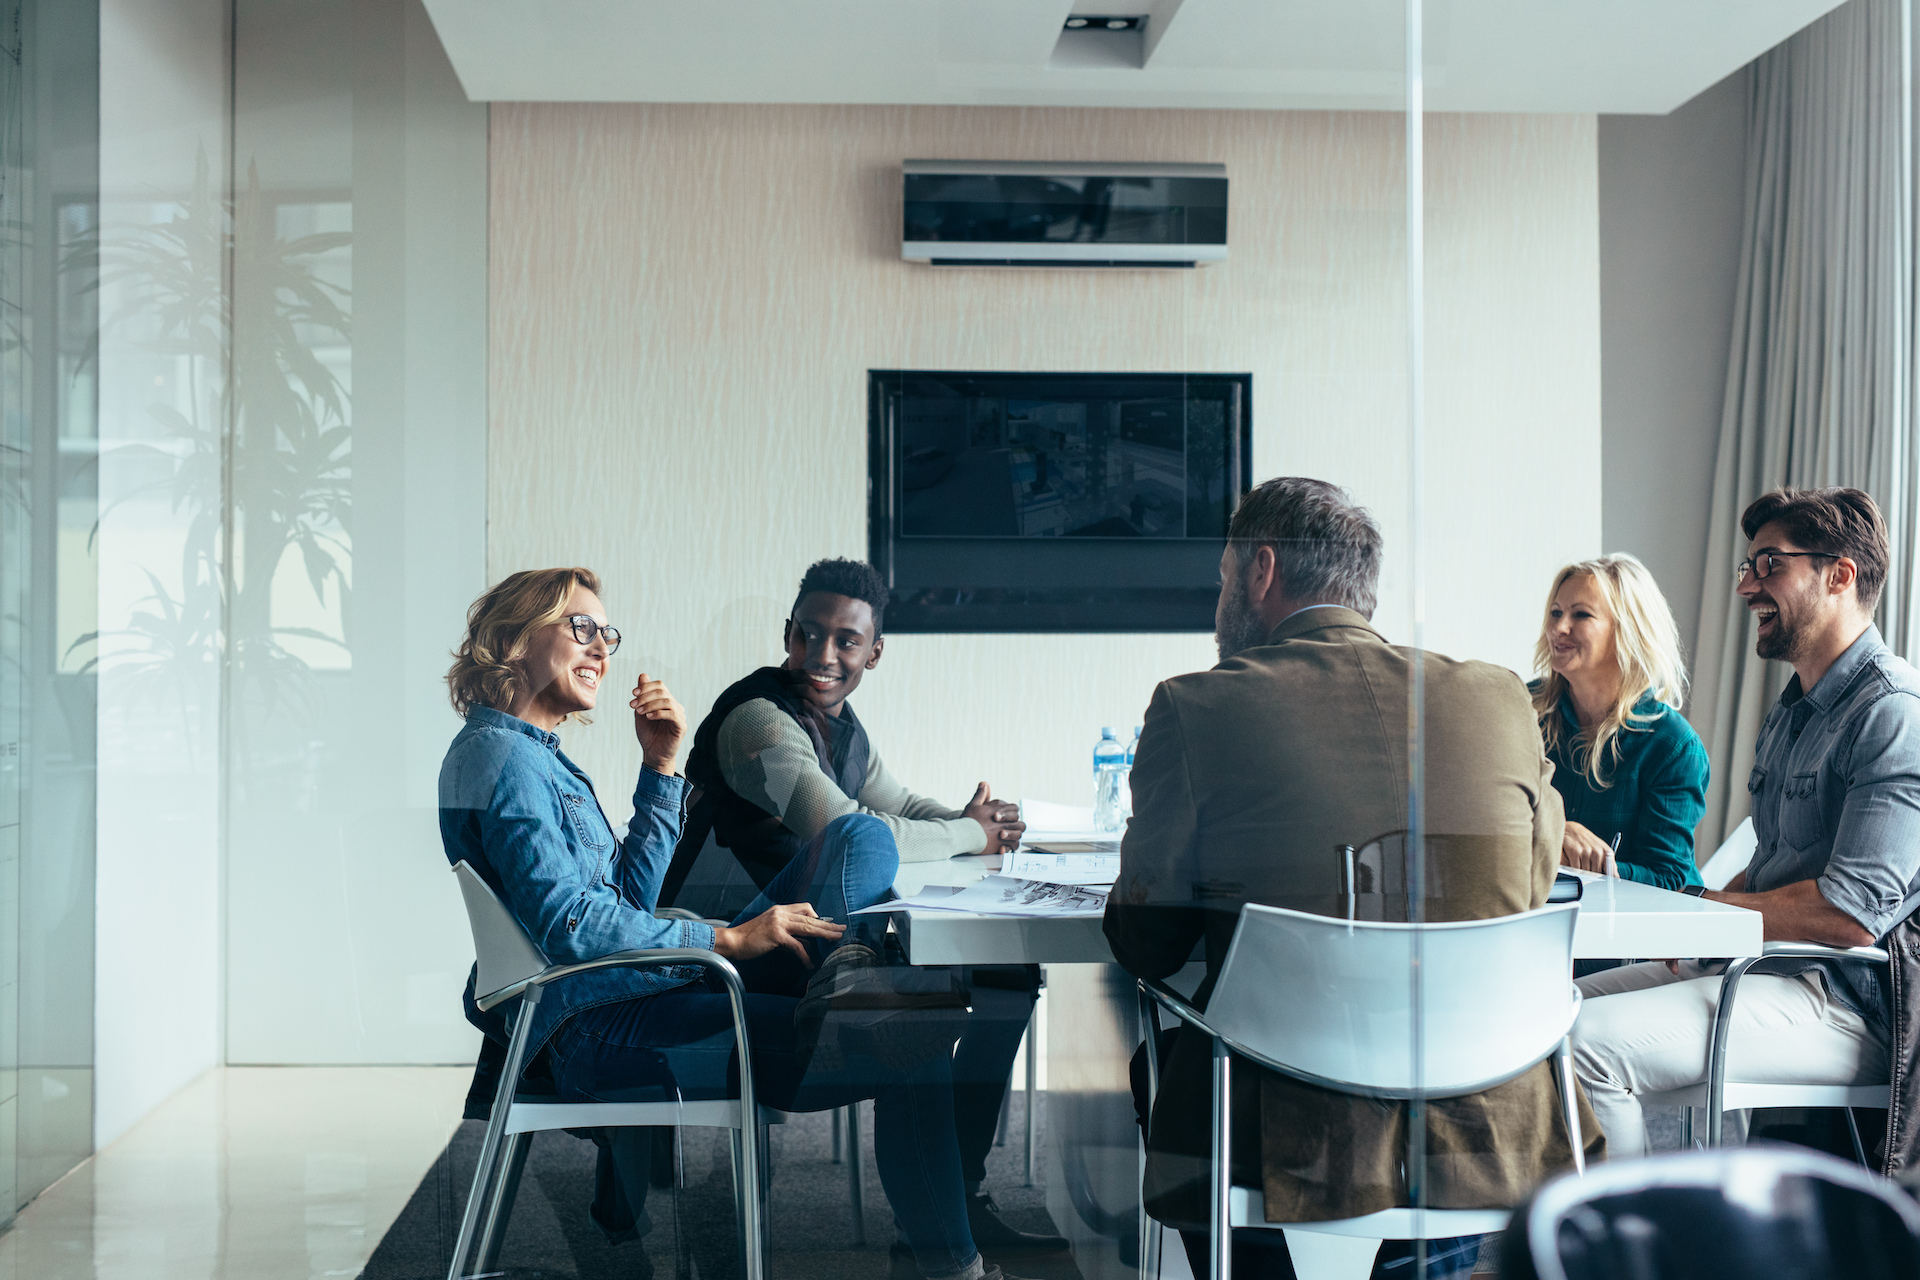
[1101,726,1116,737]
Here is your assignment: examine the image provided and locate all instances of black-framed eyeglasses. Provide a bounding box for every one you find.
[1734,551,1835,585]
[567,615,621,653]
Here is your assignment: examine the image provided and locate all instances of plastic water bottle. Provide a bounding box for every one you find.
[1121,725,1141,818]
[1094,727,1127,832]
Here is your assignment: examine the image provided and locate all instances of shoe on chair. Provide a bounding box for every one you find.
[966,1192,1069,1256]
[794,944,969,1073]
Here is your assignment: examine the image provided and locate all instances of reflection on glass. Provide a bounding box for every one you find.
[0,0,98,1219]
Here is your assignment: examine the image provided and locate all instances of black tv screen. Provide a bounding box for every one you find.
[869,370,1252,632]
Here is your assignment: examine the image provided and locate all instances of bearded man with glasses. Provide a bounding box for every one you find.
[1571,486,1920,1174]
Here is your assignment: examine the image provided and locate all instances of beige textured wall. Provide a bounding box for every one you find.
[489,104,1601,812]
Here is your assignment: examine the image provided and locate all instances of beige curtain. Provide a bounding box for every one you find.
[1692,0,1913,848]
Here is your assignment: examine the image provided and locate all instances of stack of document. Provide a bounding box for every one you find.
[855,875,1109,919]
[1001,846,1119,886]
[857,799,1124,919]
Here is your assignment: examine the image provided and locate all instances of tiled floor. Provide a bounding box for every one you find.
[0,1066,469,1280]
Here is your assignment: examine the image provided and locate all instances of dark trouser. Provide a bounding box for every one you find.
[951,966,1041,1190]
[548,814,984,1279]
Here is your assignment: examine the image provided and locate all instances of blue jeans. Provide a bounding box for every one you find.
[548,813,982,1279]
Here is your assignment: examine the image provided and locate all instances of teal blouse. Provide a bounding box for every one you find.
[1532,684,1710,891]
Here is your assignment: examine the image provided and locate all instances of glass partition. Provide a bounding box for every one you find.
[221,0,486,1066]
[0,0,99,1222]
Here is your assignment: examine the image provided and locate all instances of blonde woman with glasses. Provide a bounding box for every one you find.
[1531,554,1709,890]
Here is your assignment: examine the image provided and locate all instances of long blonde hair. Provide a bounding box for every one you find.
[1531,554,1687,788]
[447,567,601,720]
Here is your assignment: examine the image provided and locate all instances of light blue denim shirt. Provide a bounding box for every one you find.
[439,704,716,1056]
[1746,625,1920,1025]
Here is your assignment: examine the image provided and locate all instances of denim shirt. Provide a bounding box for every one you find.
[1746,626,1920,1026]
[439,704,716,1057]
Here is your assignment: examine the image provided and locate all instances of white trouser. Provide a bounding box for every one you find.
[1570,960,1887,1158]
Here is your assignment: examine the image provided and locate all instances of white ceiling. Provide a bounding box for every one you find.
[421,0,1846,115]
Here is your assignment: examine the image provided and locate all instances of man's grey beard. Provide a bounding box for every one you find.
[1216,577,1269,662]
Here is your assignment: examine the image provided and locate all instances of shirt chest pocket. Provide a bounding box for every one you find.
[1778,771,1826,851]
[561,791,612,857]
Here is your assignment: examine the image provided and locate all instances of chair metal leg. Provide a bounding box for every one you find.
[1844,1107,1870,1166]
[1555,1039,1585,1175]
[1210,1037,1232,1280]
[1706,957,1763,1147]
[449,991,542,1280]
[474,1131,531,1274]
[1138,986,1165,1280]
[1680,1106,1695,1150]
[832,1106,844,1163]
[731,1129,753,1276]
[847,1100,868,1246]
[1024,1015,1038,1187]
[760,1121,774,1264]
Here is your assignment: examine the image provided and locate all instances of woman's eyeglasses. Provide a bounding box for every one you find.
[1734,551,1834,585]
[567,615,621,654]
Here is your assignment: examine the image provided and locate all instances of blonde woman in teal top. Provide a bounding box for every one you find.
[1529,554,1709,891]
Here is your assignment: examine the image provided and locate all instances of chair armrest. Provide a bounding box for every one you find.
[531,946,743,996]
[1139,977,1216,1036]
[1760,941,1890,965]
[1705,941,1890,1143]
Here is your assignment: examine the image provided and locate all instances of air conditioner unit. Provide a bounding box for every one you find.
[902,160,1227,268]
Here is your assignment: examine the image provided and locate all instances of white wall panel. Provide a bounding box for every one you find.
[94,0,231,1152]
[486,104,1601,813]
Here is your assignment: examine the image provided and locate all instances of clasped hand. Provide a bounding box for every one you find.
[963,782,1025,854]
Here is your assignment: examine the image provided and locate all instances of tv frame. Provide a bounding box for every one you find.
[868,369,1253,634]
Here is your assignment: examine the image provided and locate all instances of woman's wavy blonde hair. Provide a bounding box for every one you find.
[1531,553,1688,789]
[448,567,602,720]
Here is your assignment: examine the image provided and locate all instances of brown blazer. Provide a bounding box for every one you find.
[1104,606,1603,1225]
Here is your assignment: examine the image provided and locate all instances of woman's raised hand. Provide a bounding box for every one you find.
[630,674,687,773]
[1559,819,1619,876]
[712,902,846,967]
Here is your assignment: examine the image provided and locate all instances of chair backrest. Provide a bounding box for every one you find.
[453,861,550,1010]
[1204,900,1580,1097]
[1699,817,1757,891]
[1507,1146,1920,1280]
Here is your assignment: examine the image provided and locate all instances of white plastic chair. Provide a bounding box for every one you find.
[1698,817,1757,891]
[448,861,781,1280]
[1638,940,1892,1160]
[1139,900,1586,1280]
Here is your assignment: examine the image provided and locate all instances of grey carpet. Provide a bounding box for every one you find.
[362,1096,1079,1280]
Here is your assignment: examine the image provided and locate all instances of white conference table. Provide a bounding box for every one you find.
[890,855,1764,965]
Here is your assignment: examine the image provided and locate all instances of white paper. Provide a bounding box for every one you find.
[1001,847,1121,886]
[853,875,1110,918]
[1017,798,1102,839]
[944,876,1109,917]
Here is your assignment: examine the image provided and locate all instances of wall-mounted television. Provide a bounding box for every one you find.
[869,370,1252,633]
